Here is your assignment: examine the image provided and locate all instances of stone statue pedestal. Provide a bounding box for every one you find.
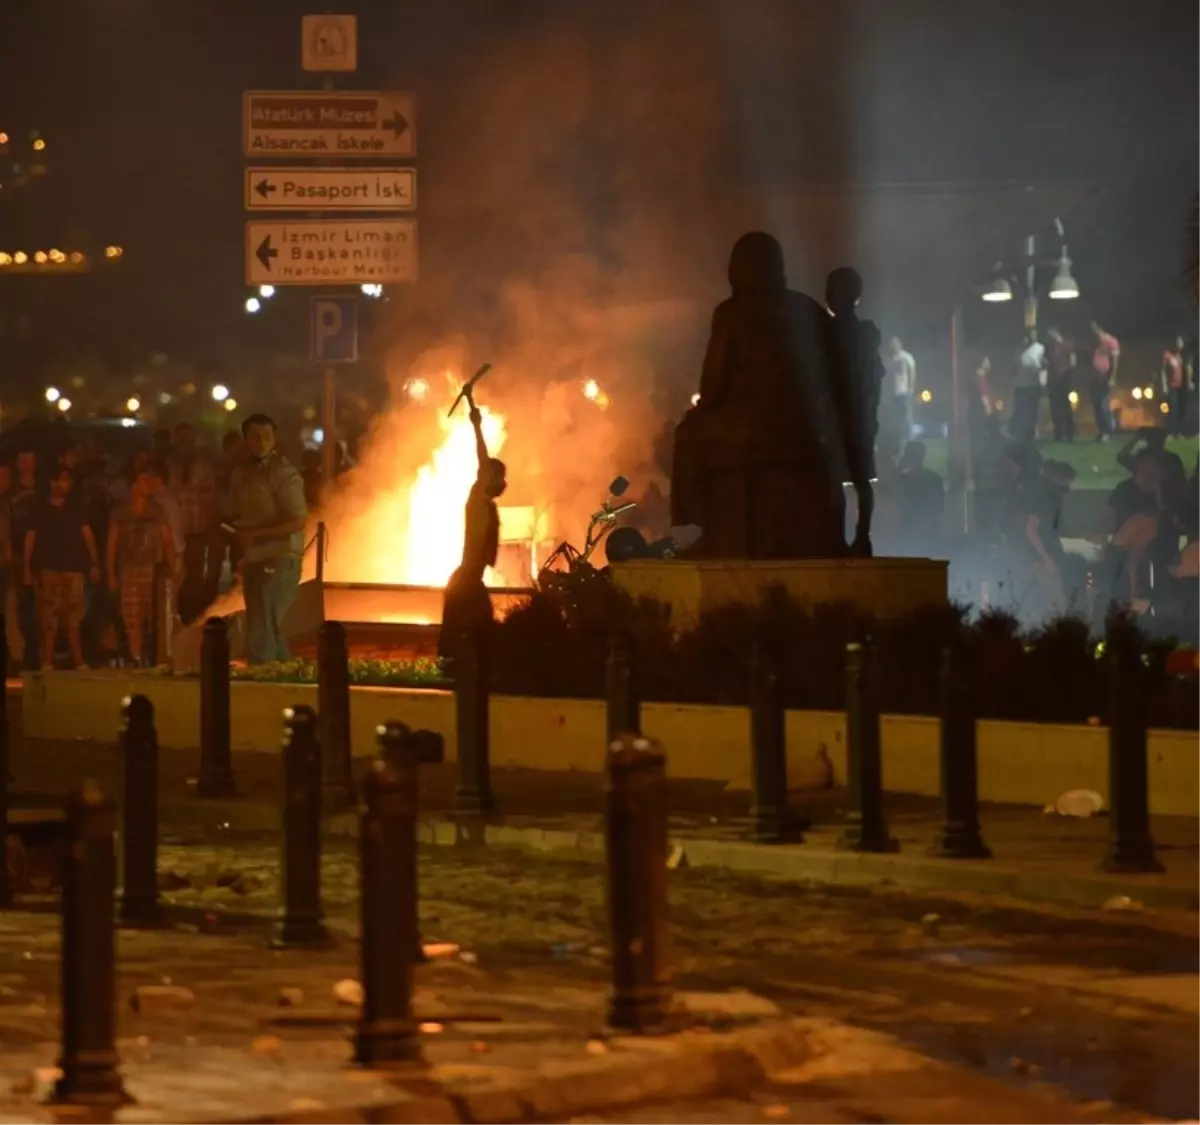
[609,557,948,631]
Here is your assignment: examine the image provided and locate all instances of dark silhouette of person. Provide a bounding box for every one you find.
[439,397,506,664]
[825,267,883,555]
[672,231,840,558]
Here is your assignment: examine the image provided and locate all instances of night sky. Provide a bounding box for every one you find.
[1,0,1196,378]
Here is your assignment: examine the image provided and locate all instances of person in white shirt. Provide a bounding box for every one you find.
[1011,331,1047,444]
[886,336,917,443]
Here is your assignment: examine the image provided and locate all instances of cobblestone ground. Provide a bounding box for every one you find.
[145,831,1198,1123]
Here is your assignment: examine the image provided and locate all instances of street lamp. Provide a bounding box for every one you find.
[211,384,230,403]
[44,386,60,404]
[244,296,261,314]
[258,284,275,299]
[1047,251,1080,300]
[125,396,140,413]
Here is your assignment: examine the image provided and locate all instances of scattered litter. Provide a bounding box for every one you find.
[333,979,364,1007]
[130,985,196,1014]
[585,1039,608,1055]
[422,942,460,960]
[1044,789,1104,818]
[277,987,304,1007]
[1101,895,1143,913]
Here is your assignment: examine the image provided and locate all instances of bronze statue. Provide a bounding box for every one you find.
[439,389,507,662]
[671,231,845,558]
[825,266,884,556]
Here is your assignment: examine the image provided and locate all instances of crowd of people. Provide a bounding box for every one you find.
[0,413,308,671]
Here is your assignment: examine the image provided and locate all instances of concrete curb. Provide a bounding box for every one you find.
[162,801,1200,914]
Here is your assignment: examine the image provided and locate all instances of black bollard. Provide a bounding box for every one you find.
[605,734,672,1032]
[453,626,493,816]
[839,639,898,853]
[749,642,792,843]
[118,694,162,925]
[54,781,130,1107]
[1101,624,1164,873]
[197,617,236,798]
[0,618,10,907]
[934,646,991,859]
[605,631,639,745]
[354,728,423,1067]
[317,620,353,807]
[271,705,331,948]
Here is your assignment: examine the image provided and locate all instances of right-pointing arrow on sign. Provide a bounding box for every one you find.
[254,177,276,200]
[384,111,409,139]
[255,235,278,272]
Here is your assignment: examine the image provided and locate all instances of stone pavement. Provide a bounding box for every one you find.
[0,907,805,1123]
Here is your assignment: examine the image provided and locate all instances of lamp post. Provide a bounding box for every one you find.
[948,219,1080,536]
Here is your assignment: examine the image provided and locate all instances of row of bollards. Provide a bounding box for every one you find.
[50,709,671,1103]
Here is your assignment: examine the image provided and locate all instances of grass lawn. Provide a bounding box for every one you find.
[922,434,1199,491]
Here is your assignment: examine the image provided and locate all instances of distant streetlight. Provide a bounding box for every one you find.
[258,284,275,298]
[244,296,261,314]
[125,396,140,413]
[1047,252,1080,300]
[360,283,383,298]
[44,386,60,404]
[57,397,71,413]
[211,384,230,403]
[223,398,238,413]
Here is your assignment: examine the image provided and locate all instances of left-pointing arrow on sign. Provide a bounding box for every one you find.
[255,235,278,271]
[254,178,276,200]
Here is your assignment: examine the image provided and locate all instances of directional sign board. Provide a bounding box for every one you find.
[311,295,358,363]
[245,219,417,286]
[244,167,416,211]
[243,90,415,158]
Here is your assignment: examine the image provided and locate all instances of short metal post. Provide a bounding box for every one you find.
[454,626,493,816]
[605,734,672,1033]
[1101,624,1164,873]
[749,642,791,843]
[318,620,353,807]
[197,617,236,798]
[354,727,423,1068]
[0,618,11,907]
[605,631,639,744]
[118,694,161,925]
[271,705,330,948]
[935,646,991,859]
[315,520,328,584]
[54,781,129,1107]
[839,639,897,853]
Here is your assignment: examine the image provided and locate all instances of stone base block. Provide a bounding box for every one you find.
[609,557,948,629]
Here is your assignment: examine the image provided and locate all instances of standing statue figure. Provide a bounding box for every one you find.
[439,393,507,664]
[671,231,844,558]
[825,266,884,556]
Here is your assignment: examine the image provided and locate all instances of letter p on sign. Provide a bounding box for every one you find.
[310,295,358,364]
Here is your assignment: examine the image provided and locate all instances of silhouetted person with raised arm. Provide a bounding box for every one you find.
[439,393,507,664]
[825,267,883,555]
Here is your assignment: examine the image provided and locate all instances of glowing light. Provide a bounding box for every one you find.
[13,251,27,264]
[1143,386,1154,400]
[104,245,123,259]
[224,398,238,413]
[1131,387,1143,401]
[360,283,383,297]
[582,379,600,401]
[48,248,64,263]
[0,253,10,266]
[258,284,275,298]
[919,388,933,404]
[125,396,141,413]
[0,133,7,145]
[44,386,61,404]
[69,251,83,264]
[313,428,326,445]
[57,397,71,413]
[31,138,45,152]
[119,417,137,428]
[211,384,230,403]
[33,251,47,264]
[1067,390,1079,406]
[244,296,261,314]
[691,393,701,406]
[406,377,429,402]
[1160,402,1170,415]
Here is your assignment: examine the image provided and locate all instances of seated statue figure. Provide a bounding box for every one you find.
[671,231,844,559]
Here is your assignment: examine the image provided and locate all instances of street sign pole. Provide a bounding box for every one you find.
[322,366,336,493]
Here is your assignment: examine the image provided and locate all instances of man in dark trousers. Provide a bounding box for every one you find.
[439,392,506,665]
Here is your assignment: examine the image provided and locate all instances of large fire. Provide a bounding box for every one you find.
[321,374,518,589]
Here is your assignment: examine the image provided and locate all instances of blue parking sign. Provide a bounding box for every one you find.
[310,295,358,363]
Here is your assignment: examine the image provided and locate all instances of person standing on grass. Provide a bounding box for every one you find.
[1010,332,1046,445]
[1161,335,1193,437]
[230,413,308,665]
[885,336,917,446]
[1089,321,1121,441]
[23,466,100,671]
[1045,327,1077,442]
[107,463,176,666]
